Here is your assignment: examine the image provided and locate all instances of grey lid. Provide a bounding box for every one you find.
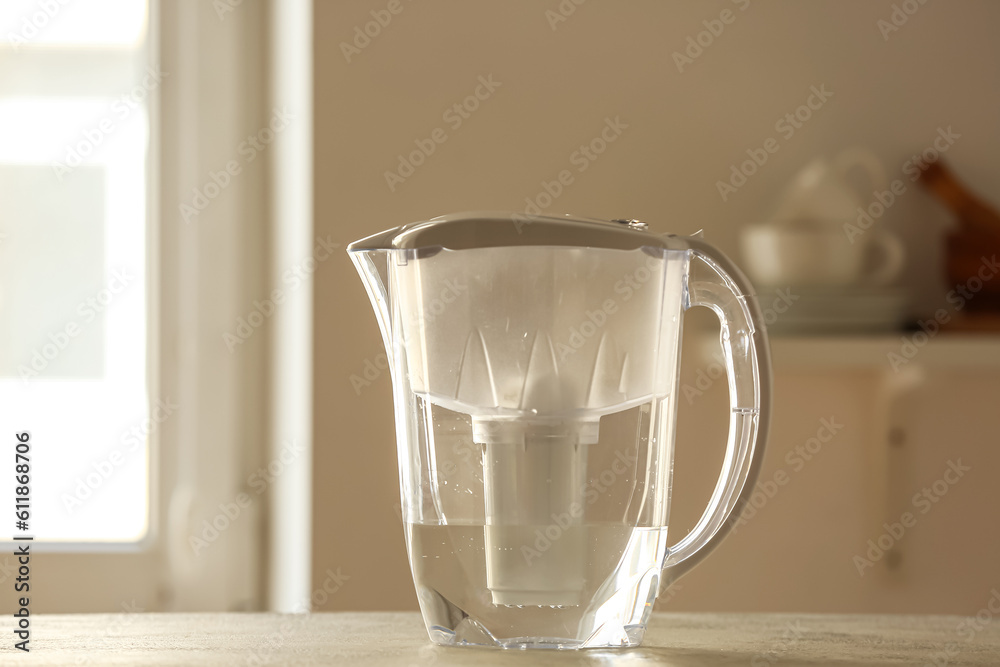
[347,211,688,252]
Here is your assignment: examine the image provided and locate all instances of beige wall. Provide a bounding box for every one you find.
[312,1,1000,612]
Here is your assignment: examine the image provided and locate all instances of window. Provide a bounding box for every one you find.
[0,0,152,544]
[0,0,297,613]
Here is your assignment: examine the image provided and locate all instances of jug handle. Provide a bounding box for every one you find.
[659,238,772,592]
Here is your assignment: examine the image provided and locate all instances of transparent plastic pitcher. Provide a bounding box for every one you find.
[348,212,771,649]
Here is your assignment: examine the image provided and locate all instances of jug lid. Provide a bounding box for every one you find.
[347,211,687,252]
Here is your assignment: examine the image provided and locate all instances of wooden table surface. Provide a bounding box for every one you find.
[9,611,1000,666]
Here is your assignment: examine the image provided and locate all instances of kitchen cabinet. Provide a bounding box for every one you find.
[664,333,1000,614]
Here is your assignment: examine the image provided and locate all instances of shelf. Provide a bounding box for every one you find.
[767,334,1000,370]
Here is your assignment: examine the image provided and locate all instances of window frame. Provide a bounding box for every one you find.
[1,0,274,613]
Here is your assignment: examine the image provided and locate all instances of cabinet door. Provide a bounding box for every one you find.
[868,369,1000,614]
[664,346,1000,615]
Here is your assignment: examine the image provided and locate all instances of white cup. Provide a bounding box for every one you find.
[771,148,887,225]
[739,224,905,287]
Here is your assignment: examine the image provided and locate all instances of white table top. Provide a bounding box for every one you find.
[13,611,1000,665]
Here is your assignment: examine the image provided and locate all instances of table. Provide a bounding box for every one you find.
[11,612,1000,665]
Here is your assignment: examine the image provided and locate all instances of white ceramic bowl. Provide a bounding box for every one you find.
[739,223,903,287]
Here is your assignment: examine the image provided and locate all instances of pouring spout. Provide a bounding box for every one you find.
[347,248,394,366]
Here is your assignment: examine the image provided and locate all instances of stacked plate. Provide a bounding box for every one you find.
[755,285,909,335]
